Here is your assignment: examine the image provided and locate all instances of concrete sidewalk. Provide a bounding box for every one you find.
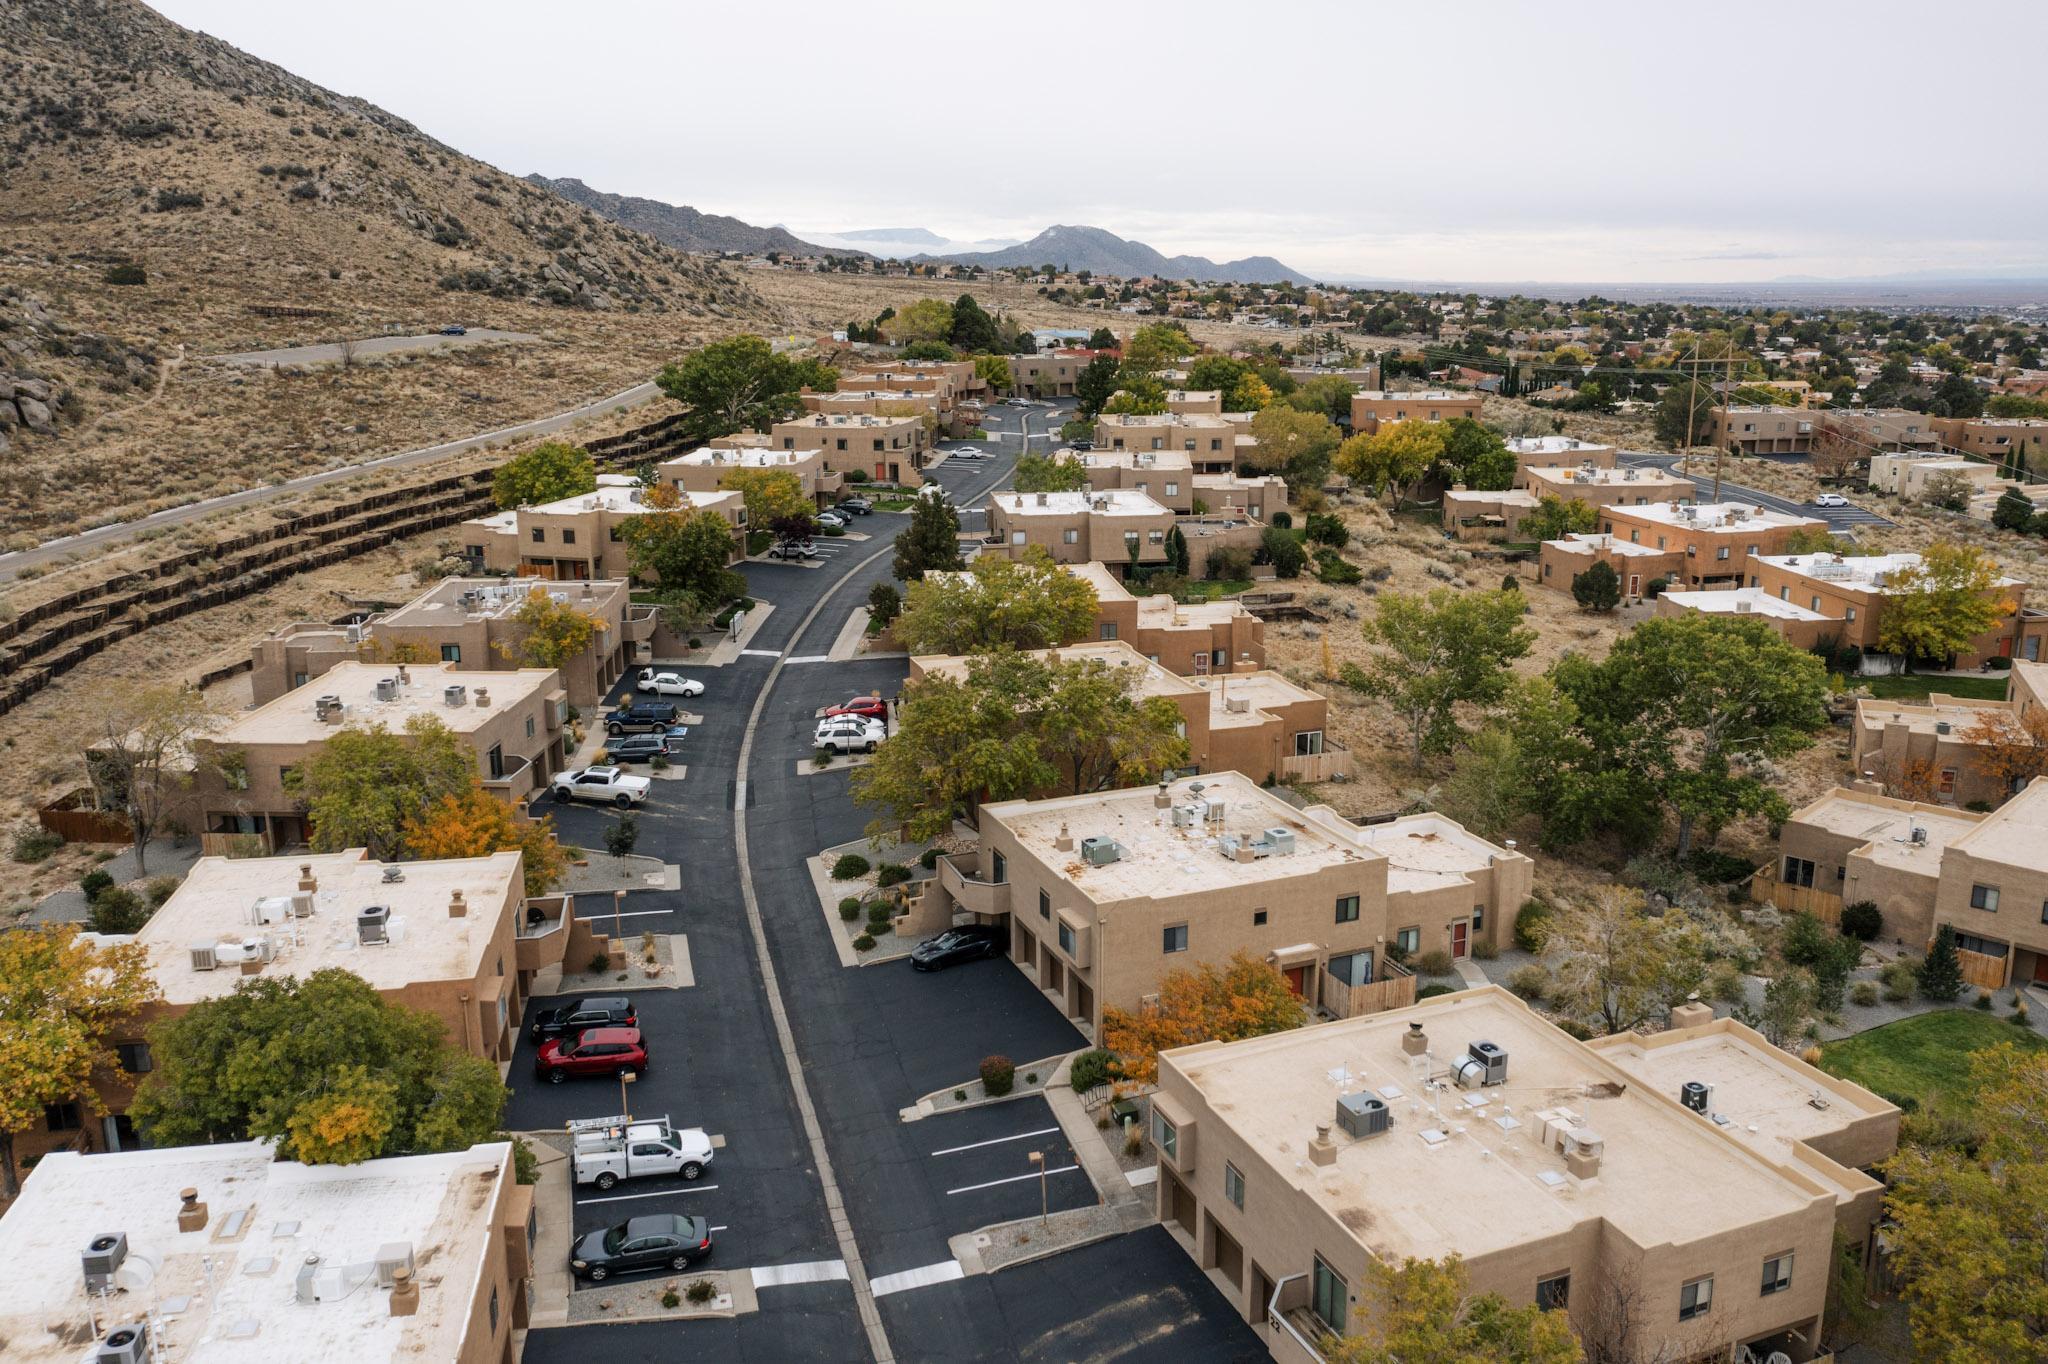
[525,1137,575,1329]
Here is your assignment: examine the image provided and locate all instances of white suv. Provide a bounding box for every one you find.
[815,716,885,754]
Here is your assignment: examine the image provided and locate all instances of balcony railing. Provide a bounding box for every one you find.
[623,604,660,643]
[480,754,537,802]
[1282,740,1353,783]
[938,854,1011,917]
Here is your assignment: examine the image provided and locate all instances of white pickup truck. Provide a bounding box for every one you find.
[550,765,650,808]
[570,1113,714,1190]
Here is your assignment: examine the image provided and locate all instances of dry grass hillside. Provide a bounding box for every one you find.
[0,0,779,538]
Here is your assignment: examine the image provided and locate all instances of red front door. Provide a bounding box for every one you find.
[1283,965,1307,997]
[1450,921,1469,960]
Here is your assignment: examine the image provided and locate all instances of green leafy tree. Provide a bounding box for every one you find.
[1261,526,1306,578]
[1877,541,2015,663]
[655,335,836,442]
[1165,524,1190,576]
[0,929,158,1197]
[621,508,745,603]
[948,294,1001,352]
[892,492,964,582]
[1558,614,1828,856]
[1087,327,1117,350]
[1121,322,1197,370]
[1438,417,1516,491]
[1916,924,1965,1001]
[901,339,954,362]
[972,352,1011,394]
[496,586,603,669]
[1102,374,1168,416]
[1654,377,1719,448]
[1013,453,1090,493]
[1335,422,1444,506]
[1284,375,1357,423]
[884,298,955,346]
[1247,405,1342,492]
[131,970,508,1165]
[1075,355,1122,417]
[1323,1254,1583,1364]
[895,548,1099,654]
[718,466,811,527]
[1183,355,1248,396]
[866,581,901,628]
[1548,886,1710,1036]
[289,716,476,860]
[1519,495,1599,542]
[492,441,596,510]
[1343,589,1536,769]
[1571,560,1622,612]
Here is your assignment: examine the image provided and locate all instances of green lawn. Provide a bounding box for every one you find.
[1819,1009,2046,1110]
[1862,672,2010,702]
[1175,579,1252,602]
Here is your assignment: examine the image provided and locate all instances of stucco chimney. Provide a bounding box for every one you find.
[298,863,318,893]
[1308,1124,1337,1167]
[449,888,467,919]
[388,1266,419,1317]
[1154,781,1172,809]
[177,1187,208,1233]
[1055,822,1073,852]
[474,688,491,708]
[1401,1021,1429,1057]
[1669,994,1714,1030]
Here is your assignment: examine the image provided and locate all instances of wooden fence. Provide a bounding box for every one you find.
[36,791,131,844]
[1749,870,1845,924]
[1322,962,1417,1019]
[1959,948,2009,991]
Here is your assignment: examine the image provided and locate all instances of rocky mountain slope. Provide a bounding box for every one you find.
[925,224,1311,286]
[526,175,831,257]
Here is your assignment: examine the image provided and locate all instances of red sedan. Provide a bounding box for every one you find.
[825,696,888,722]
[534,1027,648,1084]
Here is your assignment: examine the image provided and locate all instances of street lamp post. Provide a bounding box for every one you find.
[618,1069,636,1121]
[1028,1150,1047,1227]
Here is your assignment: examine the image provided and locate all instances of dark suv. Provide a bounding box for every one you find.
[606,734,674,764]
[606,701,679,736]
[528,996,635,1043]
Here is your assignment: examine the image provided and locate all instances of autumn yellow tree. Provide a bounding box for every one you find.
[0,929,159,1196]
[1324,1254,1583,1364]
[401,787,567,895]
[717,466,811,526]
[1877,541,2014,664]
[1959,703,2048,798]
[497,586,604,670]
[1336,422,1446,507]
[1100,951,1304,1088]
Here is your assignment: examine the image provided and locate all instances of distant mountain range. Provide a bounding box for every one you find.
[919,224,1311,286]
[525,176,829,256]
[799,226,1023,260]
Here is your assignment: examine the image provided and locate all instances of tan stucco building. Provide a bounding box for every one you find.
[1932,415,2048,463]
[1521,463,1693,516]
[1506,435,1617,480]
[460,477,745,582]
[1070,449,1197,512]
[1067,562,1265,674]
[1095,413,1248,474]
[1703,405,1814,454]
[984,490,1178,574]
[1153,987,1894,1364]
[657,444,843,507]
[1591,502,1825,590]
[1748,552,2040,667]
[769,411,929,486]
[1848,661,2048,807]
[1866,452,2004,498]
[1349,389,1483,434]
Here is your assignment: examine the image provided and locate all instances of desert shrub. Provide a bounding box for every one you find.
[1270,511,1293,529]
[852,933,876,952]
[1839,901,1882,940]
[11,827,62,863]
[864,901,892,927]
[876,862,912,888]
[1554,1018,1593,1040]
[661,1288,681,1309]
[154,189,203,211]
[146,875,181,907]
[831,853,870,880]
[87,886,149,934]
[1976,989,1995,1010]
[838,896,861,921]
[1316,548,1362,584]
[79,869,115,900]
[1683,848,1753,884]
[1780,911,1834,969]
[604,813,640,858]
[1069,1049,1117,1093]
[686,1279,715,1304]
[1417,983,1457,1000]
[1124,1124,1144,1157]
[1644,577,1667,598]
[1709,961,1748,1003]
[1850,980,1880,1007]
[918,847,940,870]
[979,1054,1015,1097]
[1206,546,1253,580]
[1513,899,1553,953]
[589,951,611,973]
[1414,949,1454,977]
[1880,959,1917,1002]
[1506,964,1550,1001]
[103,263,148,286]
[1471,939,1498,961]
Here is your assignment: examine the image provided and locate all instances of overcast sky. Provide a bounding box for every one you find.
[153,0,2046,284]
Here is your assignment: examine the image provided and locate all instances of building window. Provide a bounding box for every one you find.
[1253,910,1268,926]
[1953,931,2008,958]
[2039,899,2048,926]
[1312,1255,1348,1335]
[1099,622,1118,641]
[1783,857,1816,888]
[1939,768,1956,796]
[1154,1112,1178,1162]
[1124,531,1140,551]
[489,1285,500,1333]
[1678,1275,1713,1321]
[1294,730,1325,756]
[487,744,504,781]
[527,1207,538,1251]
[1716,546,1730,560]
[1761,1253,1793,1297]
[440,643,461,663]
[1848,606,1858,623]
[562,528,576,546]
[1165,482,1179,497]
[530,527,545,543]
[1057,921,1075,955]
[1064,529,1080,544]
[1396,926,1420,955]
[1224,1161,1245,1209]
[526,716,536,739]
[1536,1272,1570,1312]
[1335,895,1359,924]
[1163,923,1188,953]
[992,851,1006,884]
[117,1041,152,1074]
[1971,884,2000,912]
[45,1101,82,1132]
[1472,904,1485,933]
[1148,529,1164,545]
[1327,951,1373,986]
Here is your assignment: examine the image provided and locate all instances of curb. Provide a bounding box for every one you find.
[903,1053,1069,1123]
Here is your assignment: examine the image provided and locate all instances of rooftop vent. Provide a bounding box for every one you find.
[1935,721,1951,735]
[358,904,391,945]
[1402,1021,1429,1057]
[1336,1091,1391,1140]
[82,1231,128,1291]
[474,687,491,708]
[1079,837,1121,867]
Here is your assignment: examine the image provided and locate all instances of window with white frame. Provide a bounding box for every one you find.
[1223,1161,1245,1209]
[1760,1252,1793,1296]
[1678,1275,1713,1321]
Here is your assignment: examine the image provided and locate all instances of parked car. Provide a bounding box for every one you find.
[951,447,986,461]
[636,669,705,698]
[768,540,819,561]
[910,925,1005,971]
[1812,492,1849,507]
[551,765,650,807]
[825,696,888,722]
[570,1114,713,1189]
[529,996,636,1043]
[836,497,873,515]
[815,716,885,753]
[816,510,849,530]
[606,701,679,735]
[1070,439,1094,451]
[604,735,673,765]
[535,1026,648,1085]
[570,1214,712,1282]
[438,324,467,336]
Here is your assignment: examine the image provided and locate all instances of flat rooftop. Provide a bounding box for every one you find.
[108,849,522,1004]
[1355,390,1473,403]
[382,577,624,627]
[1948,777,2048,867]
[1524,465,1690,490]
[660,446,824,470]
[1164,988,1829,1263]
[1506,436,1614,456]
[1189,670,1322,728]
[1062,562,1252,629]
[1789,788,1982,872]
[1355,813,1510,894]
[1608,501,1823,532]
[213,662,556,746]
[1075,449,1194,472]
[1853,694,2007,738]
[992,490,1169,517]
[1095,413,1233,429]
[1660,587,1834,622]
[1165,389,1221,402]
[1755,551,2021,591]
[1446,488,1539,510]
[1547,533,1666,558]
[0,1140,509,1364]
[776,412,920,429]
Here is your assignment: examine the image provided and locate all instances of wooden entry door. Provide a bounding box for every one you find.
[1628,574,1642,598]
[1450,920,1469,959]
[1283,965,1307,996]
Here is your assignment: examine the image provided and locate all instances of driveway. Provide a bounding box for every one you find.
[1620,451,1894,533]
[208,327,541,367]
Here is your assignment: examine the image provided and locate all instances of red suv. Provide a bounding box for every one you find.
[535,1027,648,1084]
[825,696,888,722]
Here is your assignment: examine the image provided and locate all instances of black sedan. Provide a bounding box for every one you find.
[571,1214,713,1282]
[910,925,1005,971]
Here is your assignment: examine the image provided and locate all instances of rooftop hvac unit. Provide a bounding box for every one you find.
[1909,824,1928,845]
[97,1323,149,1364]
[374,677,400,703]
[1262,828,1296,855]
[1935,721,1951,735]
[1336,1091,1391,1140]
[1223,696,1251,714]
[358,904,391,945]
[1562,1126,1604,1160]
[315,694,342,717]
[291,892,316,918]
[189,943,218,972]
[1169,805,1196,828]
[444,684,468,708]
[1080,837,1121,866]
[373,1241,416,1287]
[1205,801,1226,824]
[344,623,365,645]
[1681,1080,1713,1114]
[82,1231,128,1291]
[1467,1040,1508,1085]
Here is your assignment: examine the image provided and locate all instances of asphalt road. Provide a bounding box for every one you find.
[517,399,1267,1359]
[208,327,541,367]
[1620,450,1895,534]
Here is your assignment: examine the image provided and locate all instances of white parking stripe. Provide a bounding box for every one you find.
[869,1260,965,1297]
[929,1126,1060,1157]
[752,1260,850,1289]
[594,908,676,921]
[945,1165,1081,1196]
[740,648,781,657]
[575,1183,718,1205]
[785,655,831,664]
